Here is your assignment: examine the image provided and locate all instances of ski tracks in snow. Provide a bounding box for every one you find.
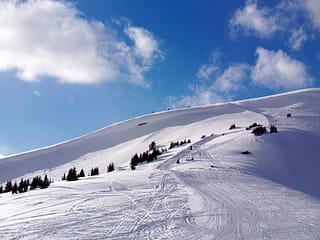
[166,135,320,239]
[106,173,188,239]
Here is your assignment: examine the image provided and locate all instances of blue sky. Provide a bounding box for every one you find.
[0,0,319,156]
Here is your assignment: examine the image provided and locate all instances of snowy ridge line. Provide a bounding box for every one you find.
[232,87,320,104]
[2,88,318,160]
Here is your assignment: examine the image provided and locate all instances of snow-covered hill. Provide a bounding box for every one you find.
[0,88,320,239]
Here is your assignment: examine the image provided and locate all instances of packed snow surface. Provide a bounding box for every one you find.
[0,88,320,239]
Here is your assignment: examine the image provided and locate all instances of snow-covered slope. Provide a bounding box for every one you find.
[0,88,320,239]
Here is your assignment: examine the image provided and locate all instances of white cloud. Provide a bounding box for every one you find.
[214,64,250,91]
[230,0,279,38]
[196,64,218,81]
[166,87,224,109]
[230,0,319,49]
[196,49,222,81]
[289,28,307,51]
[167,62,249,108]
[168,45,313,109]
[304,0,320,30]
[124,26,163,66]
[0,0,162,87]
[251,47,311,89]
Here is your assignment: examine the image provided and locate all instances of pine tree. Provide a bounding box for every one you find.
[270,125,278,133]
[12,182,18,194]
[107,163,115,172]
[5,180,13,193]
[67,167,78,181]
[78,169,85,178]
[41,175,50,189]
[149,141,156,151]
[18,178,25,193]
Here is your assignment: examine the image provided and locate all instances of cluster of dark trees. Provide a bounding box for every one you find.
[62,166,101,181]
[0,175,51,195]
[61,167,85,181]
[30,175,51,190]
[250,125,278,136]
[130,141,163,170]
[90,167,99,176]
[169,139,191,149]
[251,126,267,136]
[61,163,115,182]
[229,124,236,130]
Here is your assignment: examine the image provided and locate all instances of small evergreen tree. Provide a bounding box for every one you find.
[270,125,278,133]
[67,167,78,181]
[229,124,236,130]
[18,178,26,193]
[78,169,85,178]
[149,141,156,151]
[130,153,139,169]
[41,175,50,189]
[24,179,29,192]
[5,180,13,193]
[0,185,3,194]
[12,182,18,194]
[107,163,115,172]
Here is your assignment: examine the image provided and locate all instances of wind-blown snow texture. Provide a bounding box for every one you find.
[0,88,320,239]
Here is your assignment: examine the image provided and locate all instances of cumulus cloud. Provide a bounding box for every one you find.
[167,62,249,108]
[230,0,279,38]
[167,46,312,109]
[124,26,163,66]
[166,87,224,109]
[214,64,250,91]
[196,64,219,81]
[230,0,320,50]
[0,0,162,86]
[289,28,307,51]
[251,47,311,89]
[304,0,320,30]
[196,50,221,81]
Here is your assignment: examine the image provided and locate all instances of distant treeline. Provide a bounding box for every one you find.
[0,174,52,195]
